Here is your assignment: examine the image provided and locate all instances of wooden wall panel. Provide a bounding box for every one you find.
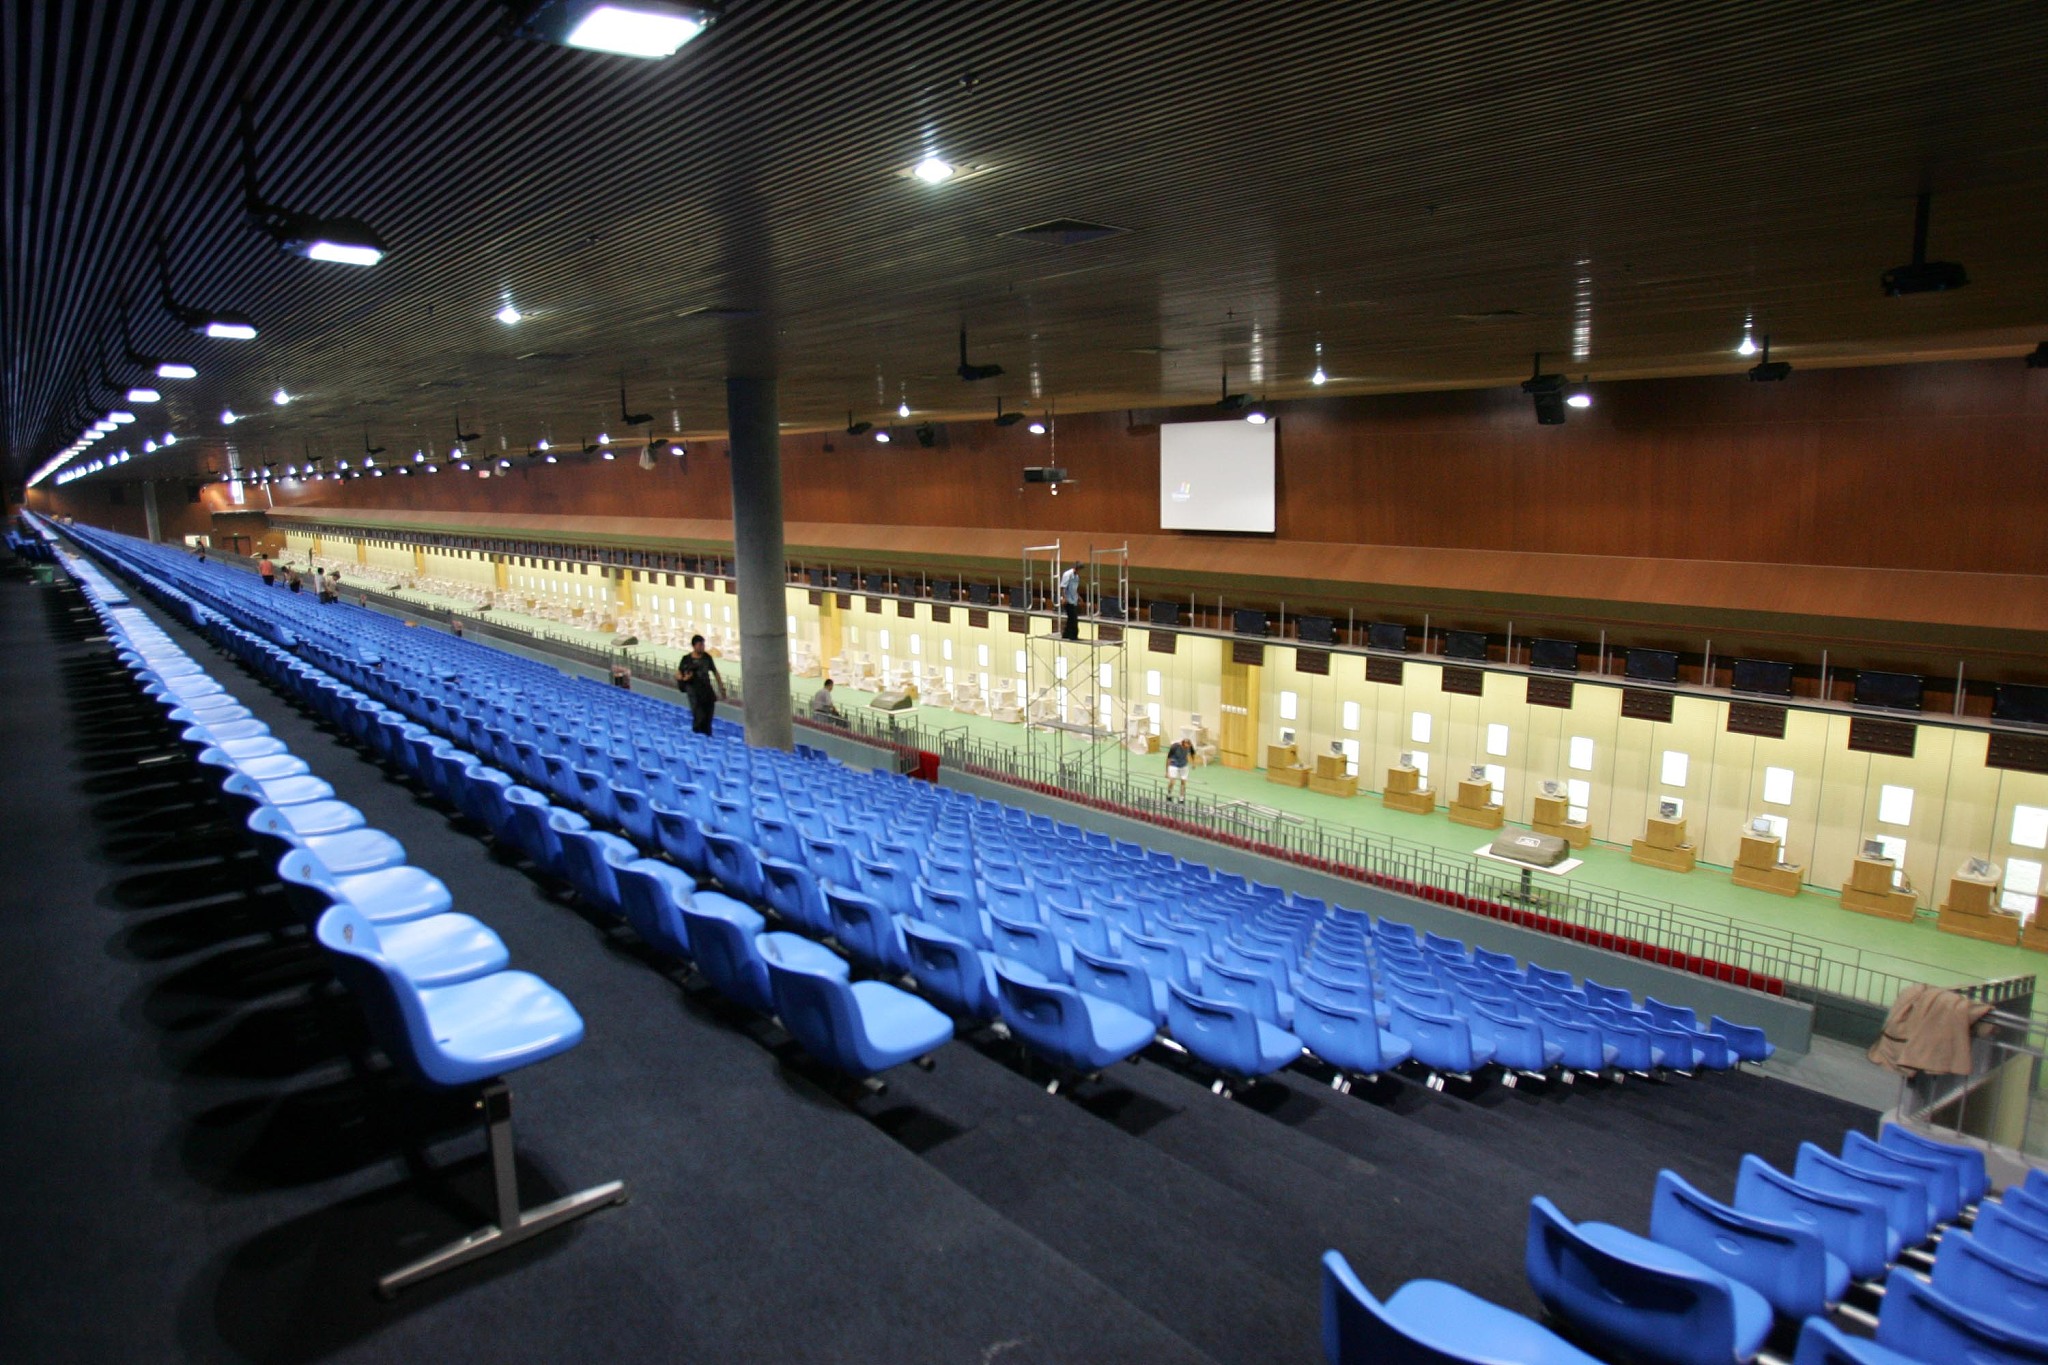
[213,357,2045,577]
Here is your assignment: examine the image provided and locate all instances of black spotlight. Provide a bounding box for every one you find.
[1747,336,1791,382]
[915,423,938,448]
[993,396,1025,426]
[956,326,1003,381]
[1881,192,1968,296]
[1216,364,1247,411]
[845,409,872,436]
[2025,342,2048,369]
[1521,353,1566,424]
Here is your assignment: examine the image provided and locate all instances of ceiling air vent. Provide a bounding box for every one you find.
[1004,218,1131,246]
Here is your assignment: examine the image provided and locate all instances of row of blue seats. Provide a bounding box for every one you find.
[59,547,626,1298]
[1322,1121,2048,1365]
[60,521,1777,1101]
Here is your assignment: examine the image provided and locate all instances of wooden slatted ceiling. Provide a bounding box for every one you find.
[9,0,2048,486]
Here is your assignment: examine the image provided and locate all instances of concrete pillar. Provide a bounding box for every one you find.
[725,375,793,749]
[141,481,162,543]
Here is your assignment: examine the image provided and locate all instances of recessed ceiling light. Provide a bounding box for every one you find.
[1310,366,1327,386]
[162,432,177,445]
[556,2,713,58]
[272,387,292,405]
[221,409,238,425]
[496,303,523,325]
[912,156,955,184]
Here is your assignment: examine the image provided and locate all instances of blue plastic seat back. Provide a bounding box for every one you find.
[651,803,710,878]
[803,834,860,888]
[704,829,766,902]
[1526,1196,1756,1365]
[760,937,879,1075]
[1879,1265,2048,1365]
[761,856,832,935]
[986,911,1068,982]
[1525,964,1575,991]
[1471,947,1519,974]
[1979,1203,2048,1270]
[1389,999,1485,1074]
[1421,931,1466,961]
[1297,966,1377,1016]
[1882,1124,1987,1206]
[982,875,1038,923]
[1845,1129,1958,1225]
[1202,958,1288,1028]
[1122,930,1193,991]
[1792,1318,1917,1365]
[753,813,803,864]
[1295,990,1399,1076]
[1068,945,1161,1025]
[613,858,694,959]
[1734,1155,1892,1282]
[824,885,908,975]
[1932,1231,2048,1338]
[1047,905,1112,955]
[912,882,988,948]
[991,962,1095,1071]
[900,919,995,1019]
[1796,1142,1931,1247]
[922,857,977,898]
[1646,996,1700,1031]
[1322,1250,1601,1365]
[1471,1004,1555,1072]
[1166,981,1269,1077]
[1651,1169,1838,1320]
[610,783,655,847]
[855,854,916,918]
[1582,979,1635,1010]
[557,826,631,911]
[678,893,772,1013]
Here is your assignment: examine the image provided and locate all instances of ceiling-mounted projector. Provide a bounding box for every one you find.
[1882,191,1968,296]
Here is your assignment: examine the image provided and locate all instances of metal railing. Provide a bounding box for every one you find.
[287,562,2028,1020]
[1897,993,2048,1160]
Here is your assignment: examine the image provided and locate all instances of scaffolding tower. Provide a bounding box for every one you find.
[1019,539,1132,789]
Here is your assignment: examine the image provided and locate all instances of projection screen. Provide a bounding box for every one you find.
[1159,420,1276,532]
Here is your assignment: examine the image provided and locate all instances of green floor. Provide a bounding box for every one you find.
[385,587,2040,1000]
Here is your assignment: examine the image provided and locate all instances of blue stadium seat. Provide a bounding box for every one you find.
[704,829,766,903]
[1791,1317,1919,1365]
[992,959,1154,1081]
[1293,990,1412,1086]
[913,881,990,949]
[556,824,636,913]
[278,850,455,926]
[1931,1231,2048,1338]
[1881,1124,1987,1207]
[761,855,832,936]
[1877,1265,2048,1365]
[1843,1128,1959,1226]
[679,892,779,1012]
[760,932,951,1078]
[1469,1003,1564,1079]
[1525,1195,1773,1365]
[1582,979,1636,1011]
[1650,1169,1847,1319]
[651,802,710,878]
[1795,1142,1932,1249]
[1532,1006,1617,1077]
[1389,998,1495,1084]
[1321,1249,1602,1365]
[823,884,913,976]
[900,918,999,1021]
[1734,1154,1897,1282]
[1166,981,1302,1090]
[1980,1202,2048,1267]
[986,911,1073,983]
[310,903,624,1296]
[612,857,695,960]
[1069,944,1166,1027]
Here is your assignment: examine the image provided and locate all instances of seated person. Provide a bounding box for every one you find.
[810,678,844,720]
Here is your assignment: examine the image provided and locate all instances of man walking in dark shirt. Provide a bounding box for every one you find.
[675,634,726,736]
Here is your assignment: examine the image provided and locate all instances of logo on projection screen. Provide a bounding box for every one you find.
[1172,480,1192,502]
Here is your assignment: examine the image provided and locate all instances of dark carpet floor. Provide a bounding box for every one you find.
[0,566,1878,1364]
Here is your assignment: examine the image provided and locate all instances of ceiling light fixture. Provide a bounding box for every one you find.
[126,387,160,404]
[2026,342,2048,369]
[993,396,1025,427]
[845,409,872,436]
[496,303,523,325]
[159,235,258,339]
[874,429,892,443]
[1310,341,1327,386]
[1217,365,1247,411]
[157,361,198,380]
[1244,400,1271,425]
[913,156,956,184]
[1027,420,1046,435]
[1736,315,1759,357]
[221,409,238,425]
[897,395,911,418]
[238,101,388,266]
[273,387,292,405]
[108,410,136,424]
[1565,377,1593,410]
[518,0,718,58]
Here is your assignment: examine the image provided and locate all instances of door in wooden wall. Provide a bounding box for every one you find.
[1219,658,1259,769]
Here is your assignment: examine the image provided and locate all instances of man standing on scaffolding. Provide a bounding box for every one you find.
[1059,564,1080,640]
